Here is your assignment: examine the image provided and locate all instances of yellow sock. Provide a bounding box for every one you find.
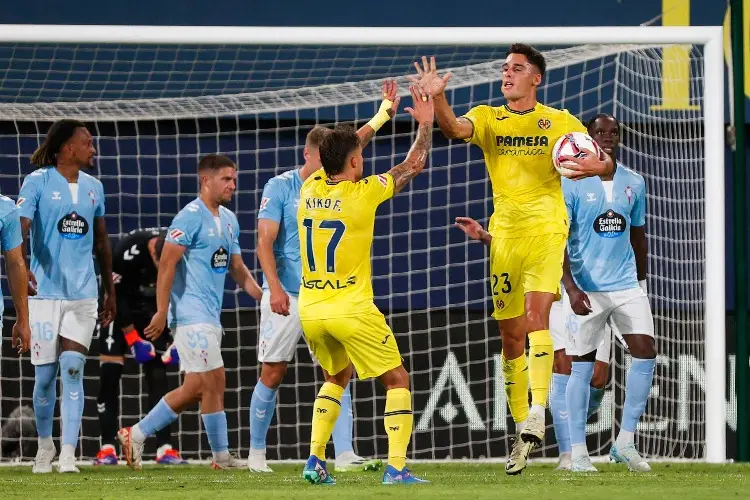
[310,382,344,459]
[528,329,554,407]
[502,353,530,424]
[384,388,412,470]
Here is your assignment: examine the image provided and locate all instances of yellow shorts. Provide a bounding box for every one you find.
[489,232,566,320]
[301,305,403,380]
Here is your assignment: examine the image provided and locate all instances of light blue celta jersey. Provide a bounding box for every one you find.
[17,167,105,300]
[165,197,241,327]
[0,195,23,319]
[257,169,303,296]
[563,162,646,292]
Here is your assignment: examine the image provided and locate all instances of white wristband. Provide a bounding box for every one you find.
[365,99,393,132]
[639,279,647,295]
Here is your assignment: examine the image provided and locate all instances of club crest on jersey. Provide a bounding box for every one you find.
[594,209,627,238]
[57,212,89,240]
[625,186,633,204]
[169,228,185,241]
[537,118,551,130]
[259,197,270,211]
[88,189,96,206]
[211,246,229,274]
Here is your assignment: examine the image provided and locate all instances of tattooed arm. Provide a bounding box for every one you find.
[388,122,433,193]
[387,85,434,194]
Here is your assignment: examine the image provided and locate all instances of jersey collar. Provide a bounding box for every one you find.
[503,103,538,115]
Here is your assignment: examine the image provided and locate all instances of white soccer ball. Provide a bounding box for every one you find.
[552,132,603,178]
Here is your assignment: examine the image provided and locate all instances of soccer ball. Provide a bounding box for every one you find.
[552,132,603,178]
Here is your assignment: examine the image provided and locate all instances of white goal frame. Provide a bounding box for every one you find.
[0,24,726,463]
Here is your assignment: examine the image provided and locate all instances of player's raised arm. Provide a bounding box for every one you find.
[386,86,434,193]
[229,254,263,301]
[411,56,472,140]
[144,241,184,340]
[356,79,401,147]
[454,217,492,246]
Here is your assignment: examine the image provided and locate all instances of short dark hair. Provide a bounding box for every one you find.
[198,154,236,174]
[306,125,331,149]
[319,125,360,177]
[30,119,87,167]
[506,43,546,76]
[154,231,167,260]
[586,113,620,132]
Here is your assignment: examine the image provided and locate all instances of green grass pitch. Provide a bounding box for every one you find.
[1,463,748,499]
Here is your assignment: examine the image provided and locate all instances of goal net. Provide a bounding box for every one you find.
[0,26,726,463]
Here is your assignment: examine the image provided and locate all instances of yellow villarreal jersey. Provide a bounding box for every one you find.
[462,103,587,238]
[297,170,394,319]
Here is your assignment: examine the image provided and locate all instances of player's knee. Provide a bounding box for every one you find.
[379,365,409,390]
[553,350,572,375]
[628,335,657,359]
[260,362,288,389]
[500,331,525,358]
[573,351,597,363]
[590,362,608,389]
[204,368,226,394]
[525,309,548,332]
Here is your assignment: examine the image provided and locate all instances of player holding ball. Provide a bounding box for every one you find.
[412,44,614,474]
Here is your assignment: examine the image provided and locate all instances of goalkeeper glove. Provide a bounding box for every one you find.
[124,329,156,364]
[161,343,180,366]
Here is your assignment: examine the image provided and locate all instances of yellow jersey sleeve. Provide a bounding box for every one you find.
[359,173,395,207]
[461,105,494,149]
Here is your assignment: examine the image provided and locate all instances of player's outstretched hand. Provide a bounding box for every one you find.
[270,287,290,316]
[558,151,611,180]
[144,310,167,340]
[454,217,484,240]
[99,292,116,328]
[409,56,453,97]
[12,321,30,355]
[404,85,434,124]
[382,79,401,118]
[27,269,37,296]
[568,287,593,316]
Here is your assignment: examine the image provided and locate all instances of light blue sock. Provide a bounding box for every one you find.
[33,363,58,439]
[621,358,656,433]
[139,398,178,438]
[588,386,605,420]
[551,373,571,454]
[202,411,229,453]
[332,383,353,456]
[59,351,86,447]
[566,361,594,446]
[249,380,277,450]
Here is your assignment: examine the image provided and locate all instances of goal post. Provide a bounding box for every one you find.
[0,25,726,463]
